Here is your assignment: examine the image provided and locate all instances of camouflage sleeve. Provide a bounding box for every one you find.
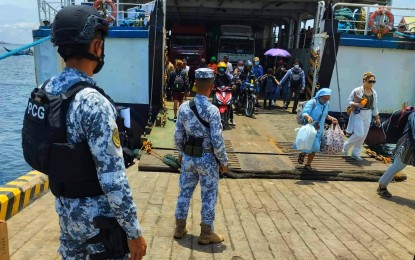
[174,105,186,154]
[209,107,228,166]
[79,91,142,239]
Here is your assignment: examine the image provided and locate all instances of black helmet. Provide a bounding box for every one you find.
[51,5,109,46]
[244,60,253,68]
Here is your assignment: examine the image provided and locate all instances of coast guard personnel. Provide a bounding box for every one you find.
[174,68,228,244]
[44,5,146,259]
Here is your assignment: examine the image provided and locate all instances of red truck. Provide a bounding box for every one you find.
[168,25,207,82]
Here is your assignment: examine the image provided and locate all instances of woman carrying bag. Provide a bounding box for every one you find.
[294,88,338,170]
[343,72,381,161]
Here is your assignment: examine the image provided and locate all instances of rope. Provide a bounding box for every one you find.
[140,140,164,160]
[0,36,51,61]
[394,31,415,40]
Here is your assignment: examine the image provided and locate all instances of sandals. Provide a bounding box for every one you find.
[304,165,312,171]
[297,153,306,164]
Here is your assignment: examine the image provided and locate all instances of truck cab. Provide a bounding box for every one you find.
[168,25,207,81]
[217,25,255,66]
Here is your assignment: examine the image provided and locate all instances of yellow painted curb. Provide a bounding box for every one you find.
[0,171,49,220]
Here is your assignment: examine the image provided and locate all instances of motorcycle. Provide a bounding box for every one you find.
[237,78,256,117]
[212,85,233,125]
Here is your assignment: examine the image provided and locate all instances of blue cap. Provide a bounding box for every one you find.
[195,68,214,79]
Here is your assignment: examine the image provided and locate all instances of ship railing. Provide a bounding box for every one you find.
[315,1,415,36]
[37,0,155,28]
[114,1,154,27]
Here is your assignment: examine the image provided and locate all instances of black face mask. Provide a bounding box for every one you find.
[93,41,105,74]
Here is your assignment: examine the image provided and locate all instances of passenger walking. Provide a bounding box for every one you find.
[164,57,175,100]
[377,112,415,198]
[260,68,279,109]
[252,57,263,107]
[279,58,306,113]
[295,88,338,170]
[174,68,228,244]
[21,5,147,259]
[222,55,233,77]
[252,57,264,79]
[343,72,381,161]
[274,63,288,106]
[182,57,190,74]
[199,58,207,68]
[207,56,218,74]
[168,60,189,122]
[182,58,191,100]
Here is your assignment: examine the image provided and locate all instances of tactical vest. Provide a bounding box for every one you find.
[22,80,120,198]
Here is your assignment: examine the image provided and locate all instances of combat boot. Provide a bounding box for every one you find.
[198,223,224,245]
[174,219,187,239]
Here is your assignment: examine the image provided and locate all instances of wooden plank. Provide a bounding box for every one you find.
[312,182,407,258]
[219,179,254,259]
[341,181,415,229]
[268,180,336,259]
[227,179,275,259]
[277,180,358,259]
[300,182,394,259]
[331,182,415,244]
[261,180,317,259]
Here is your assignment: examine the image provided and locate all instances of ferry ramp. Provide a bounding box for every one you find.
[5,101,415,259]
[139,101,389,181]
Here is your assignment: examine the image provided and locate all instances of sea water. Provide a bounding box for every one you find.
[0,45,35,185]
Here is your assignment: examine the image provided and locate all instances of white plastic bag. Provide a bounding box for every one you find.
[295,124,317,151]
[321,124,345,154]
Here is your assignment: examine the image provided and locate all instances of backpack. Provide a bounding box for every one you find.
[290,69,301,87]
[382,106,415,144]
[296,99,316,124]
[173,71,185,92]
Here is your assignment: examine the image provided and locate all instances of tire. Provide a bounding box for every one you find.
[245,97,254,117]
[220,112,226,125]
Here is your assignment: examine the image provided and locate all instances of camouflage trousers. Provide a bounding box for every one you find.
[175,153,219,225]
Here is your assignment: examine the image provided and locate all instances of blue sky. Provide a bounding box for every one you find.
[0,0,414,44]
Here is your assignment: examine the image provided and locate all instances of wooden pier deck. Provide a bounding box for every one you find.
[6,103,415,259]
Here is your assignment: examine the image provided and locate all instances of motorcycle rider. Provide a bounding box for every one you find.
[233,60,244,77]
[214,62,235,126]
[234,60,257,110]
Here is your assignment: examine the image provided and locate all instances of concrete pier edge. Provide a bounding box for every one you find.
[0,171,49,220]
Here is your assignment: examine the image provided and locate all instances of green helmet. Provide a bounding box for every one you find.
[210,56,217,62]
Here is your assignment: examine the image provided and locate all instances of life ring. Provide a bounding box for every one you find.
[368,8,394,36]
[93,0,117,23]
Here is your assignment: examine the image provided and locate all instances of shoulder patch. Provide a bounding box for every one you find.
[112,128,121,148]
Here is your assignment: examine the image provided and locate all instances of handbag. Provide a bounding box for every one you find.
[346,105,352,115]
[294,124,317,151]
[320,124,345,154]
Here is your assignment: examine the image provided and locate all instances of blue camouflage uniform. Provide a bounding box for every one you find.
[174,68,228,228]
[44,67,142,259]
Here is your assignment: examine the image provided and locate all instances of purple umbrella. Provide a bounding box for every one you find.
[264,48,291,57]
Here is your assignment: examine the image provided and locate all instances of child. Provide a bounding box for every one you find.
[261,68,279,109]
